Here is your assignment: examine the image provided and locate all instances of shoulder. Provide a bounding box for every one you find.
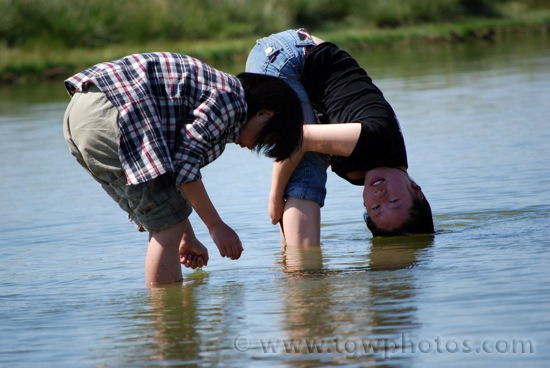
[302,42,349,79]
[305,42,342,61]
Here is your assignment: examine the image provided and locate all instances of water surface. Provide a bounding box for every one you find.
[1,32,549,367]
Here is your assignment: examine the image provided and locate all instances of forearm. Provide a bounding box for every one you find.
[271,148,305,198]
[179,179,222,230]
[303,123,362,157]
[180,178,242,260]
[182,218,197,241]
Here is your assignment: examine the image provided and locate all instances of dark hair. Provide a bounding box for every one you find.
[236,72,303,161]
[364,194,435,237]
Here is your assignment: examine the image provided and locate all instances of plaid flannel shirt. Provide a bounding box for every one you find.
[65,52,247,186]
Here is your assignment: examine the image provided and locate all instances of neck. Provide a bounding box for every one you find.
[363,166,409,185]
[363,166,408,176]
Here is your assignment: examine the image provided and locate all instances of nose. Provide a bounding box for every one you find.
[373,187,386,199]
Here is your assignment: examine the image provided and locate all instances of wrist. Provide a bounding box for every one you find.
[270,188,284,199]
[181,229,196,243]
[205,216,224,231]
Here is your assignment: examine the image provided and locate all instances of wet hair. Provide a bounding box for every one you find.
[236,72,303,161]
[364,189,435,237]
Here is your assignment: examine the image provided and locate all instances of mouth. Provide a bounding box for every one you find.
[370,177,385,187]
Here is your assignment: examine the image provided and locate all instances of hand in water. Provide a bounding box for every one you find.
[180,234,209,269]
[210,221,243,260]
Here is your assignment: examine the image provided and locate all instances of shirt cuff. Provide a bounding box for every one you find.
[175,163,202,186]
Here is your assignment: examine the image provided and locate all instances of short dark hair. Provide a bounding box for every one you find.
[236,72,303,161]
[364,195,435,237]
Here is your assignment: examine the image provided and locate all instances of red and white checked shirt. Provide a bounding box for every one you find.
[65,52,247,186]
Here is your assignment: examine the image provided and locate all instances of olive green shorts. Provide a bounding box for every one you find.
[62,84,192,232]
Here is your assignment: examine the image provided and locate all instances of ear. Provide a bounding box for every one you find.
[256,109,274,118]
[410,181,424,200]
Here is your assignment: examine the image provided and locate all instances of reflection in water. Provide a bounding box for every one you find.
[280,244,324,274]
[146,281,202,364]
[368,235,434,271]
[279,245,336,341]
[280,235,434,273]
[114,272,208,366]
[198,280,248,363]
[276,237,433,364]
[144,272,250,365]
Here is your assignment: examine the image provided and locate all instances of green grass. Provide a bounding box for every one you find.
[1,0,549,84]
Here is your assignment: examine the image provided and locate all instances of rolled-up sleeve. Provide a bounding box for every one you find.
[173,89,246,186]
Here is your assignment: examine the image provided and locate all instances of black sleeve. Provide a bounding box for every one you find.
[303,42,408,185]
[301,42,386,125]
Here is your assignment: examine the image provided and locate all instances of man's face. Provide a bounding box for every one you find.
[363,167,421,231]
[235,109,273,150]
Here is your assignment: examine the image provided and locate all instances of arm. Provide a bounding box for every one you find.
[269,148,305,224]
[180,179,243,260]
[303,123,362,157]
[268,123,361,224]
[271,122,361,194]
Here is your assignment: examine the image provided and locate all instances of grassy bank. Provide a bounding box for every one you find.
[1,0,549,84]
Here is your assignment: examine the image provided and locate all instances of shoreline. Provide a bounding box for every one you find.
[1,14,549,85]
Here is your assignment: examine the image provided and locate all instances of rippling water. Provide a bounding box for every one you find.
[1,33,549,367]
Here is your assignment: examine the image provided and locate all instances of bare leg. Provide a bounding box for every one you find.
[145,221,186,286]
[281,197,321,246]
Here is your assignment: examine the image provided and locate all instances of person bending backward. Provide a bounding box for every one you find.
[246,29,434,244]
[63,52,303,285]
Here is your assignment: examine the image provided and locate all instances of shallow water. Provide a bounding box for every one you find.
[1,32,549,367]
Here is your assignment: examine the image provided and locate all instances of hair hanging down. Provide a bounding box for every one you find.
[365,195,435,237]
[236,72,303,161]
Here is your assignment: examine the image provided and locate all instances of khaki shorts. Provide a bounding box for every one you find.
[63,84,192,232]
